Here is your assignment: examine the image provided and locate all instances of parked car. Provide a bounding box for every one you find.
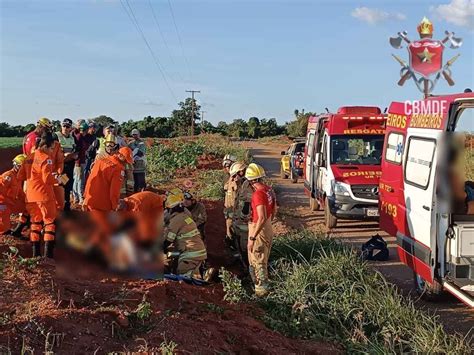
[280,141,305,183]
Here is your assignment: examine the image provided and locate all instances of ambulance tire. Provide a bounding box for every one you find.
[413,272,443,301]
[280,166,288,179]
[309,197,319,211]
[325,199,337,229]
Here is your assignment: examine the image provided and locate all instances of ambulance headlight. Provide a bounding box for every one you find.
[333,181,350,196]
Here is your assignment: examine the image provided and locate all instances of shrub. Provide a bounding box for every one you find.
[220,268,248,304]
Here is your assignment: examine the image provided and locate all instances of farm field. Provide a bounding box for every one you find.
[0,136,472,353]
[0,137,22,149]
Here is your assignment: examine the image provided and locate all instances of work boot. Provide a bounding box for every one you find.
[44,241,55,259]
[32,242,41,258]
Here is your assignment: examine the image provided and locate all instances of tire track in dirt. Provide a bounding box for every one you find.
[244,141,473,339]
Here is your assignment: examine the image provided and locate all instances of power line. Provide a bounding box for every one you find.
[148,0,183,81]
[167,0,193,81]
[120,0,177,102]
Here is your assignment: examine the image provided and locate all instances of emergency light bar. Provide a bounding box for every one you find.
[341,116,385,121]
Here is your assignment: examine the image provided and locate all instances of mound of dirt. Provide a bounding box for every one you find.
[0,147,22,174]
[0,201,339,354]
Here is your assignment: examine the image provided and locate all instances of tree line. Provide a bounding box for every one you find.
[0,98,312,139]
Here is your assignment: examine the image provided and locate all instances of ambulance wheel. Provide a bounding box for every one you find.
[280,167,288,179]
[324,199,337,229]
[291,170,298,183]
[309,197,319,211]
[414,272,443,301]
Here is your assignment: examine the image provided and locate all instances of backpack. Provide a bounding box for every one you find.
[362,234,389,261]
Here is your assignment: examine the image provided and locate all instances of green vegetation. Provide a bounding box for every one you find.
[220,231,472,353]
[0,136,23,149]
[254,231,472,353]
[196,170,227,200]
[147,134,248,184]
[219,268,248,304]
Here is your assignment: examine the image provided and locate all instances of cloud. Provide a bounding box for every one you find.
[142,100,162,107]
[351,7,406,25]
[431,0,474,29]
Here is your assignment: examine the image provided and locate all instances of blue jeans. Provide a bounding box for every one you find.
[73,164,86,203]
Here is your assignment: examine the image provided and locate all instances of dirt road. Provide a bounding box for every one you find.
[245,141,473,338]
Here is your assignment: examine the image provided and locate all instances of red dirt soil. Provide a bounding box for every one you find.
[0,147,22,174]
[0,202,338,354]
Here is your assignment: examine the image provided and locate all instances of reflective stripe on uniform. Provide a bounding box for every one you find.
[177,228,200,240]
[179,249,207,261]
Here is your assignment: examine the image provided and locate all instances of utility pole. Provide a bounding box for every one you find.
[200,110,207,132]
[185,90,200,136]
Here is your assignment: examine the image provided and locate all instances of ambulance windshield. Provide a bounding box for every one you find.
[330,135,385,165]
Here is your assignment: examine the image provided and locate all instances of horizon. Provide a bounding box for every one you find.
[1,0,473,127]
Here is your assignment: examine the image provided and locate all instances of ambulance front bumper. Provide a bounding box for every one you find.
[327,195,379,220]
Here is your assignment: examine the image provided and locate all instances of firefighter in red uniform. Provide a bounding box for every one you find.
[245,163,276,297]
[23,117,53,155]
[18,133,62,258]
[0,154,28,235]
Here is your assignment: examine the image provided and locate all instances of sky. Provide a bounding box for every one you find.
[1,0,473,127]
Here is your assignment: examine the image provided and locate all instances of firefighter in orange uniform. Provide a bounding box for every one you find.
[0,154,28,235]
[83,147,134,258]
[18,133,61,258]
[120,190,165,246]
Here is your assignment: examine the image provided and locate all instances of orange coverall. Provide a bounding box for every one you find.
[0,169,27,233]
[18,151,58,242]
[123,191,164,244]
[83,155,126,255]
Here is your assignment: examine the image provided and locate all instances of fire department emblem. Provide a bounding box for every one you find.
[389,17,462,97]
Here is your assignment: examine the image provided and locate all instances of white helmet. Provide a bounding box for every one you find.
[222,154,237,167]
[229,162,247,177]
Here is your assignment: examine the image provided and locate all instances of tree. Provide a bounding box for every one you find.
[260,118,278,137]
[92,115,116,129]
[286,111,313,138]
[216,121,229,135]
[247,117,260,138]
[169,97,201,136]
[227,119,248,138]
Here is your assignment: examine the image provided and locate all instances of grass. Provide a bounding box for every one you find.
[196,170,227,201]
[220,231,472,353]
[0,137,23,149]
[465,148,474,180]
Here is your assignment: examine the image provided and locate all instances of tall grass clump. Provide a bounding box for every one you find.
[196,170,227,200]
[261,231,472,353]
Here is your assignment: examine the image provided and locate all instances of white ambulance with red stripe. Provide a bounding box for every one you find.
[379,92,474,307]
[303,106,386,228]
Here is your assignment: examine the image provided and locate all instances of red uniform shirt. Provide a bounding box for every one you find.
[251,184,275,223]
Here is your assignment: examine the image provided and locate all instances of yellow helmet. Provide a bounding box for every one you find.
[12,154,27,166]
[165,188,184,208]
[38,117,53,128]
[104,134,117,144]
[245,163,265,181]
[229,162,247,177]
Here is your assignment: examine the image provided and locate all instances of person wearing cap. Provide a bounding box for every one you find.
[72,121,89,204]
[128,129,147,192]
[55,118,78,211]
[183,191,207,240]
[245,163,276,297]
[18,132,63,258]
[0,154,29,235]
[163,189,207,277]
[23,117,54,155]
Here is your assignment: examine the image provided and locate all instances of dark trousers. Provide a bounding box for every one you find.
[133,172,146,192]
[63,162,75,211]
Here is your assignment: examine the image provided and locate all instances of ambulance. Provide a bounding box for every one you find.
[303,106,386,228]
[379,92,474,307]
